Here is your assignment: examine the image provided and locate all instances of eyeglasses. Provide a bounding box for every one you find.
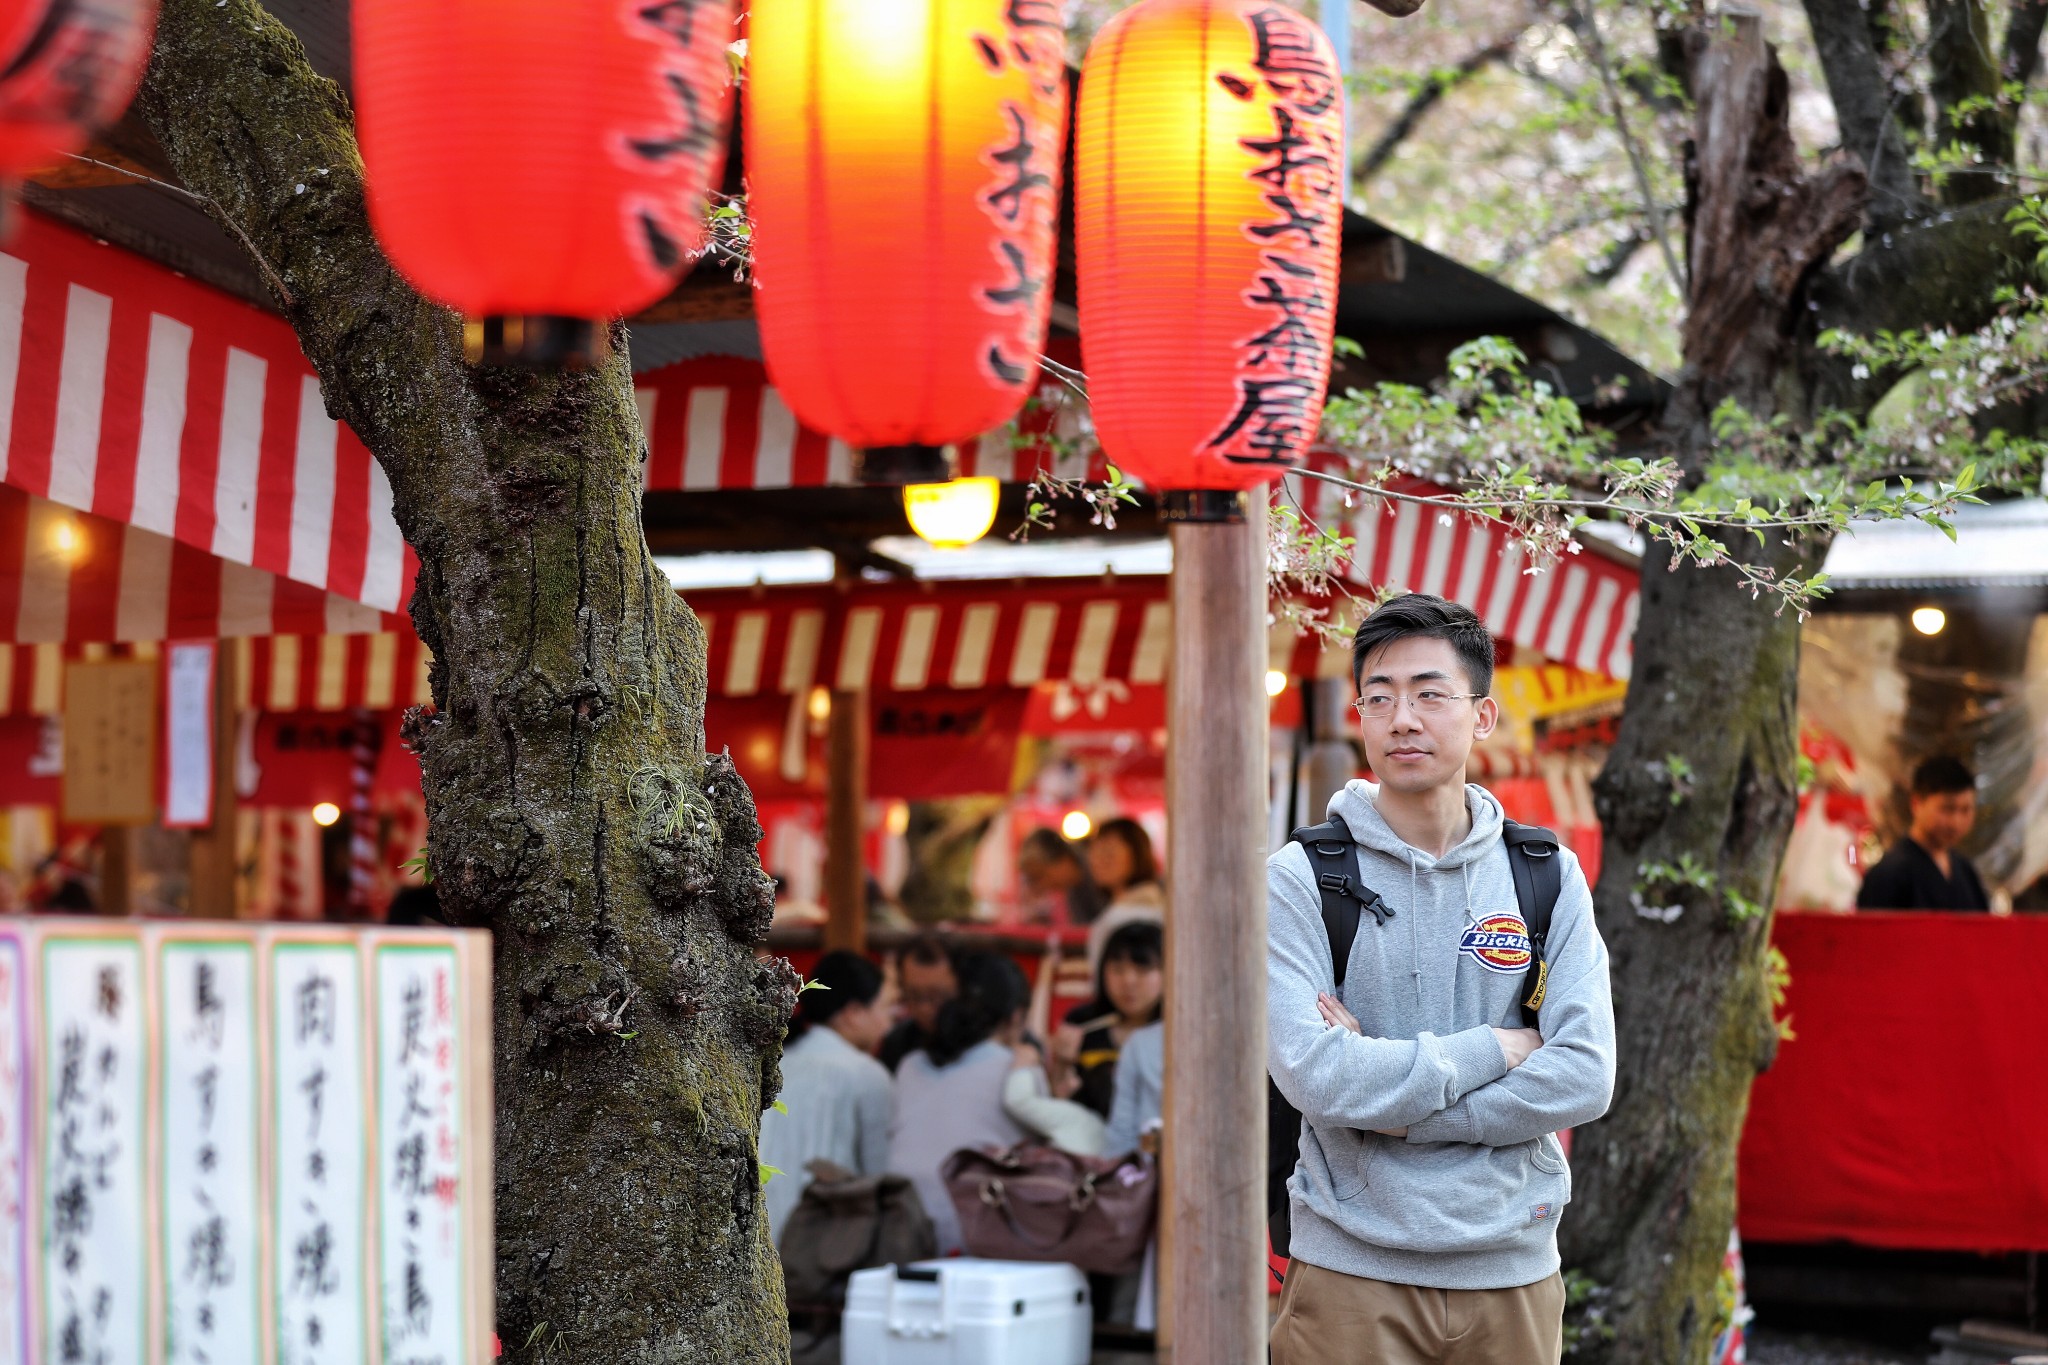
[1353,689,1486,719]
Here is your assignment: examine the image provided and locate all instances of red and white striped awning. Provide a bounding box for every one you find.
[692,579,1173,698]
[1287,469,1641,680]
[0,484,403,643]
[635,352,1109,492]
[0,631,431,717]
[0,212,416,612]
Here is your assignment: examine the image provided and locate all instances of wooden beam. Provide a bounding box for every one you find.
[1340,234,1406,286]
[100,825,133,915]
[823,688,869,954]
[1163,495,1269,1365]
[187,643,242,917]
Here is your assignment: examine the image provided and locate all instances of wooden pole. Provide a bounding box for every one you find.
[1163,493,1269,1365]
[99,824,133,915]
[823,687,870,954]
[187,642,241,917]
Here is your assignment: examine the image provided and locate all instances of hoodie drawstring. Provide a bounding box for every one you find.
[1407,855,1423,1009]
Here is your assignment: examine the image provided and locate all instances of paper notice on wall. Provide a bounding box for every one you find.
[374,945,466,1365]
[61,660,158,825]
[274,942,367,1365]
[0,935,26,1365]
[163,644,216,829]
[161,940,260,1364]
[42,935,147,1365]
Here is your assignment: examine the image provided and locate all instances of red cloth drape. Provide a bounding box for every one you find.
[1737,911,2048,1251]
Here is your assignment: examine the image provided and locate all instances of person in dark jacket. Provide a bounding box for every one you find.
[878,934,958,1072]
[1856,755,1990,911]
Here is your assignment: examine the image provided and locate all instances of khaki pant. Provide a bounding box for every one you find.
[1270,1259,1566,1364]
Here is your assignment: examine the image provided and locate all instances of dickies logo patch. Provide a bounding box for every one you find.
[1459,914,1533,974]
[1530,1202,1554,1223]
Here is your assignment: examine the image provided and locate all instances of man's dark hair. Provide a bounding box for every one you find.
[791,950,884,1038]
[1018,828,1083,866]
[926,951,1028,1067]
[1911,755,1976,796]
[1351,592,1495,698]
[900,932,954,970]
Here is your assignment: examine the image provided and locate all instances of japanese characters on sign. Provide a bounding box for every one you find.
[974,0,1067,390]
[43,936,147,1365]
[375,946,465,1365]
[1205,4,1343,470]
[274,944,366,1365]
[160,942,260,1365]
[0,920,487,1365]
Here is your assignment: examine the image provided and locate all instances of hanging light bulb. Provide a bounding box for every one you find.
[1911,606,1947,636]
[311,802,342,828]
[1061,809,1094,840]
[1265,669,1289,697]
[903,476,1000,549]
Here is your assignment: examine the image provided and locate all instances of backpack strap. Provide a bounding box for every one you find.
[1288,819,1391,989]
[1502,821,1563,1027]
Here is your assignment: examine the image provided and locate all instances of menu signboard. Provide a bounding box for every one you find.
[0,919,490,1365]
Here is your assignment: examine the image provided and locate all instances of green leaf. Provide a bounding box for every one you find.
[771,1099,788,1115]
[1333,335,1365,359]
[759,1163,783,1187]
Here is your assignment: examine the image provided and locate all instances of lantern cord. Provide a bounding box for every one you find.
[57,153,296,306]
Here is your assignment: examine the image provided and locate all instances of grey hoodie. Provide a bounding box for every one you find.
[1267,780,1615,1291]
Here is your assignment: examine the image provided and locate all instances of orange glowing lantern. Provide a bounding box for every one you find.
[1075,0,1343,518]
[747,0,1067,483]
[0,0,156,176]
[354,0,736,367]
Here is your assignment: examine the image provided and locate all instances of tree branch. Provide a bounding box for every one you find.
[1355,29,1525,185]
[1572,0,1685,296]
[2006,0,2048,90]
[1927,0,2008,203]
[1801,0,1925,229]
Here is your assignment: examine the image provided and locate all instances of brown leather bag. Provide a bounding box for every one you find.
[941,1143,1156,1276]
[779,1160,938,1310]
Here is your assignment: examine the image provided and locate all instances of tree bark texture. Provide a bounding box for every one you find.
[136,4,794,1361]
[1559,18,1864,1365]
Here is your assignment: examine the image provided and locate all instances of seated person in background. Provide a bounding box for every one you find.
[1084,817,1167,974]
[878,934,957,1072]
[1017,828,1105,926]
[888,951,1033,1256]
[758,951,896,1244]
[1054,921,1165,1118]
[1856,755,1991,912]
[1103,1017,1164,1158]
[1001,1045,1108,1156]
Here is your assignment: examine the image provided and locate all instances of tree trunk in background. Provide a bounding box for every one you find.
[138,4,793,1360]
[1558,18,1864,1364]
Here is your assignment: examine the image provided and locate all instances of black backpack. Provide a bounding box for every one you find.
[1265,817,1563,1263]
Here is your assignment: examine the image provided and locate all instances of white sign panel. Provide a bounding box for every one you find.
[162,643,216,829]
[0,934,27,1365]
[160,941,259,1365]
[43,936,146,1365]
[274,942,367,1365]
[375,945,465,1365]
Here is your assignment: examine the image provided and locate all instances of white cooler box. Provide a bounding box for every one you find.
[842,1259,1092,1365]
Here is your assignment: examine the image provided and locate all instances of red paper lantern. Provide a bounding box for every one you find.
[1075,0,1343,516]
[746,0,1067,483]
[0,0,156,176]
[354,0,736,367]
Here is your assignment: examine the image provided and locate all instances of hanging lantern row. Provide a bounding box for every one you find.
[0,0,158,178]
[351,0,1343,511]
[354,0,738,367]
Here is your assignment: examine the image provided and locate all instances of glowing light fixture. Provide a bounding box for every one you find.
[48,518,80,562]
[1061,809,1093,841]
[903,477,1001,549]
[806,685,833,722]
[1911,606,1947,637]
[311,802,342,828]
[1265,669,1289,698]
[884,801,911,836]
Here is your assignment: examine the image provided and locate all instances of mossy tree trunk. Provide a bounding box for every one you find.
[1556,19,1864,1364]
[137,3,793,1360]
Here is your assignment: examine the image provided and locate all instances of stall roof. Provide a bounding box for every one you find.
[1822,498,2048,592]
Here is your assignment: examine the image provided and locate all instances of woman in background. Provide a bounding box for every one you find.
[757,950,895,1244]
[1055,920,1165,1118]
[888,952,1033,1255]
[1083,817,1165,974]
